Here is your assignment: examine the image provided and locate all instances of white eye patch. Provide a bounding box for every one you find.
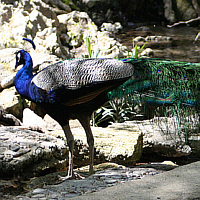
[16,53,21,62]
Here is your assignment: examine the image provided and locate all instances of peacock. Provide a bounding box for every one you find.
[14,38,200,180]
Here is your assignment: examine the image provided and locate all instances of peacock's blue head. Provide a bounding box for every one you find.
[15,38,36,69]
[15,50,27,69]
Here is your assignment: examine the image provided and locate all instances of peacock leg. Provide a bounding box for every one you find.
[59,122,74,180]
[78,115,94,175]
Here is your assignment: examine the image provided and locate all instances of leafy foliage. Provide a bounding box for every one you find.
[82,37,101,58]
[129,38,146,58]
[94,99,138,126]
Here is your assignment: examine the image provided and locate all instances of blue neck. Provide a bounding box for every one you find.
[15,52,33,97]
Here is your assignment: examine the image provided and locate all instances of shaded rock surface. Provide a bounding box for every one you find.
[19,166,164,199]
[0,106,21,126]
[163,0,198,23]
[0,112,194,179]
[0,126,67,178]
[1,161,179,199]
[0,118,143,178]
[117,119,192,157]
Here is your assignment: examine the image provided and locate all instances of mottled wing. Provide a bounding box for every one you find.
[31,58,134,92]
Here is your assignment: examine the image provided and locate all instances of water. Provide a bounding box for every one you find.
[117,25,200,63]
[116,25,200,162]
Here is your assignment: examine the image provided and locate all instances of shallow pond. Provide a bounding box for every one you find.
[117,25,200,63]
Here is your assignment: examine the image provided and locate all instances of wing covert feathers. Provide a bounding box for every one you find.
[32,59,134,92]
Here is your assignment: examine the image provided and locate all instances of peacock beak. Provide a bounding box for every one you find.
[15,63,20,70]
[15,61,20,70]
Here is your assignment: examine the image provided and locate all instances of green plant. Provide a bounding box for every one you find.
[86,37,92,58]
[130,38,146,58]
[94,98,137,126]
[82,37,100,58]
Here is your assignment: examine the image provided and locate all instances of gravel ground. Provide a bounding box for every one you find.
[2,162,174,199]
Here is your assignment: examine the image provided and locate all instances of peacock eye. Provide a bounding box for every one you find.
[16,52,21,62]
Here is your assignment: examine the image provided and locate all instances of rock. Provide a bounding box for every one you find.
[96,31,127,58]
[43,114,62,131]
[132,118,192,157]
[32,188,47,194]
[0,110,144,178]
[0,87,23,118]
[0,106,22,125]
[78,121,142,165]
[136,26,151,31]
[0,74,15,90]
[0,6,28,48]
[78,0,165,27]
[0,0,71,59]
[134,36,145,42]
[0,48,17,89]
[100,22,123,34]
[43,0,71,13]
[0,48,18,62]
[0,119,143,178]
[0,1,128,60]
[163,0,176,23]
[140,48,154,57]
[77,0,125,26]
[188,136,200,156]
[58,11,128,58]
[161,161,178,166]
[22,108,47,129]
[81,0,102,8]
[145,36,172,42]
[0,126,67,178]
[163,0,198,23]
[176,0,197,21]
[13,162,165,199]
[58,11,98,48]
[30,52,61,71]
[0,4,13,26]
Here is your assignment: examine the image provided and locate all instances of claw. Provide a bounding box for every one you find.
[58,172,86,182]
[74,172,86,179]
[58,175,73,181]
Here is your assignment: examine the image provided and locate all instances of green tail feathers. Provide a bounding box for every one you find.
[108,58,200,107]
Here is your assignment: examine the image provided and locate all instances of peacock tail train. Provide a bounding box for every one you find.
[105,58,200,141]
[108,58,200,106]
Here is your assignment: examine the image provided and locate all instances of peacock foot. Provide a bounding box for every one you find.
[58,172,86,181]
